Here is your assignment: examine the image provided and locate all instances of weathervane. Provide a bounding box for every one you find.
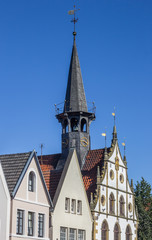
[68,5,80,38]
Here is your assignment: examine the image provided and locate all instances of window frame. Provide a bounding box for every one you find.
[38,213,44,238]
[16,209,24,235]
[101,221,109,240]
[65,198,70,213]
[109,193,115,215]
[114,223,121,240]
[78,229,85,240]
[28,212,34,236]
[71,199,76,214]
[119,196,125,217]
[77,200,82,214]
[28,171,35,192]
[126,225,132,240]
[69,228,76,240]
[60,227,67,240]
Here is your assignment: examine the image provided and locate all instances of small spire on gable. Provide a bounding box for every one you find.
[122,140,127,166]
[101,131,108,160]
[112,108,117,145]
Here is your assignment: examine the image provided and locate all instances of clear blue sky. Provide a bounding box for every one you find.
[0,0,152,186]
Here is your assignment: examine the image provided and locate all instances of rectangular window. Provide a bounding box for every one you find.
[69,228,76,240]
[78,230,85,240]
[71,199,76,213]
[38,213,44,237]
[65,198,70,212]
[16,210,24,235]
[28,212,34,236]
[60,227,67,240]
[77,200,82,214]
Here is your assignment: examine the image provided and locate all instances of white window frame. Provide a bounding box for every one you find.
[65,198,70,212]
[71,199,76,214]
[78,229,85,240]
[69,228,76,240]
[77,200,82,214]
[60,227,67,240]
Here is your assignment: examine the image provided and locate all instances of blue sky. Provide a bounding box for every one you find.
[0,0,152,186]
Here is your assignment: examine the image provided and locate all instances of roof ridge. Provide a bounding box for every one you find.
[38,153,61,157]
[0,151,32,157]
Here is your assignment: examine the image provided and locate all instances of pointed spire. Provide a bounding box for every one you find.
[64,38,88,113]
[122,140,127,166]
[131,179,134,192]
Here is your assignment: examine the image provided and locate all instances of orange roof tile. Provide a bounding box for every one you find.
[39,149,107,203]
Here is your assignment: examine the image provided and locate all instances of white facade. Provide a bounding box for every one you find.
[52,149,92,240]
[93,143,138,240]
[0,162,10,240]
[9,155,51,240]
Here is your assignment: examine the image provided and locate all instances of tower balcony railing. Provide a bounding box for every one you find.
[54,100,96,115]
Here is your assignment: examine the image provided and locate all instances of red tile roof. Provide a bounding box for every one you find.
[39,149,106,202]
[38,154,61,193]
[82,149,105,171]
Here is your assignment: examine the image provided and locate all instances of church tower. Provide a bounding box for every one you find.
[56,33,95,169]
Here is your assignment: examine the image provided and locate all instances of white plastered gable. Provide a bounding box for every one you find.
[0,162,10,240]
[15,154,50,206]
[52,149,92,240]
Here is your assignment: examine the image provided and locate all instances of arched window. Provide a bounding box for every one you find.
[119,195,125,216]
[28,171,35,192]
[63,119,68,133]
[109,193,115,214]
[114,223,121,240]
[101,221,109,240]
[71,118,79,132]
[81,118,87,132]
[126,225,132,240]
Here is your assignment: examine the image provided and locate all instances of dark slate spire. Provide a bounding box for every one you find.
[64,39,88,113]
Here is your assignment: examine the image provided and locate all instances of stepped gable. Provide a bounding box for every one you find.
[38,153,61,192]
[0,152,32,195]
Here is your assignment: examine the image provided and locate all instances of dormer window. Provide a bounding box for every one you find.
[28,171,35,192]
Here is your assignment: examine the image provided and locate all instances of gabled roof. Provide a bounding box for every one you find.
[0,151,53,207]
[0,152,32,196]
[64,39,88,113]
[39,149,107,203]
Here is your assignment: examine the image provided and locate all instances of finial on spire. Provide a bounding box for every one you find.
[101,130,107,148]
[68,5,80,40]
[112,107,116,125]
[112,107,117,144]
[102,129,108,160]
[122,139,127,165]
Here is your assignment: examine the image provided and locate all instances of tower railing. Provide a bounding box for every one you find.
[54,100,96,115]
